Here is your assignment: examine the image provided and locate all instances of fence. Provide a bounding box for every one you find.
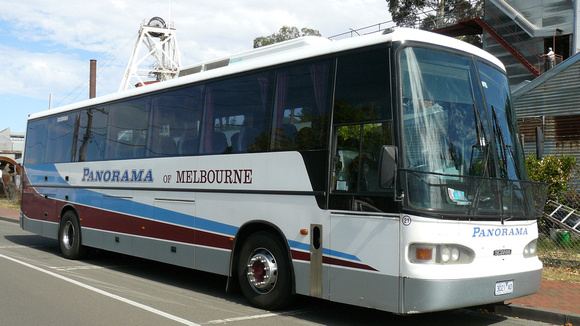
[538,198,580,283]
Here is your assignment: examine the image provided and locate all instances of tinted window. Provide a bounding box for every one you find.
[105,98,150,160]
[148,86,203,157]
[75,107,109,162]
[24,119,48,165]
[204,72,274,154]
[273,60,333,151]
[334,122,392,193]
[334,48,391,124]
[45,112,78,163]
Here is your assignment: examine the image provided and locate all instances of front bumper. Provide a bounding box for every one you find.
[402,268,542,314]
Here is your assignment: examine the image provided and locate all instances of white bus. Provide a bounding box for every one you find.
[21,28,548,314]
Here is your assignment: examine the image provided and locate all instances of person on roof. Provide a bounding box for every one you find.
[545,47,555,69]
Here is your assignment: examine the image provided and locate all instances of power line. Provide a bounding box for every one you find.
[55,32,138,107]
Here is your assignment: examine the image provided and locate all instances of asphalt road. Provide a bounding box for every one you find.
[0,219,551,326]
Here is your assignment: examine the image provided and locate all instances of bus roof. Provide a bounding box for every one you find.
[29,28,503,121]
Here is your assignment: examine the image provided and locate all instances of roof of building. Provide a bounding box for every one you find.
[513,51,580,100]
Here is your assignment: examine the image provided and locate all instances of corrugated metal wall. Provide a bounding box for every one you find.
[514,58,580,118]
[514,53,580,190]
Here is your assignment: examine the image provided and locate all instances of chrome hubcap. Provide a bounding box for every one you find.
[62,221,75,250]
[246,248,278,294]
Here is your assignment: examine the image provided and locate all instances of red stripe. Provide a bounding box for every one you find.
[292,250,378,272]
[323,256,378,271]
[26,195,374,271]
[26,197,233,249]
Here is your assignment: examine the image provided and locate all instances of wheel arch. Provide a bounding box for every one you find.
[226,220,296,295]
[59,204,79,224]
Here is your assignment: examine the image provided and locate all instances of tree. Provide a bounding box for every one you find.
[387,0,479,29]
[387,0,483,46]
[526,154,577,204]
[253,26,322,48]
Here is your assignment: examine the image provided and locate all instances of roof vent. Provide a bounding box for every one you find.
[204,59,230,71]
[178,65,203,77]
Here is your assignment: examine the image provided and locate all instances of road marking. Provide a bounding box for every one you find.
[0,253,201,326]
[0,245,45,249]
[205,309,311,324]
[205,312,277,324]
[50,265,104,271]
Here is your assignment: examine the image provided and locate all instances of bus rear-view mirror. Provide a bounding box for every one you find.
[379,145,398,189]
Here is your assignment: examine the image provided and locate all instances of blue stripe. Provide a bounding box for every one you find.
[287,240,361,262]
[26,164,359,261]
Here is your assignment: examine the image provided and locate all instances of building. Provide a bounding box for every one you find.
[0,128,23,198]
[513,52,580,158]
[482,0,579,87]
[432,0,579,87]
[0,128,24,162]
[425,1,580,191]
[512,51,580,194]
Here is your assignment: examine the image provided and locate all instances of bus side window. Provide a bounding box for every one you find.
[178,128,199,155]
[333,123,392,195]
[24,119,48,165]
[149,86,203,157]
[272,61,332,151]
[331,48,392,198]
[75,107,108,162]
[45,113,78,163]
[150,132,177,156]
[105,98,150,160]
[204,72,273,154]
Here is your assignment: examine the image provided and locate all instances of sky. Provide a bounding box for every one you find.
[0,0,392,133]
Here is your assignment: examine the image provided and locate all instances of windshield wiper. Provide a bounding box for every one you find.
[469,102,491,215]
[490,105,533,221]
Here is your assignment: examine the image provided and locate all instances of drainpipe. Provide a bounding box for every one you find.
[575,0,580,54]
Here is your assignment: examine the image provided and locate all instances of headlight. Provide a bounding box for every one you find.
[409,243,475,264]
[523,239,538,258]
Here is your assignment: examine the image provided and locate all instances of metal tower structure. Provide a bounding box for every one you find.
[119,17,181,92]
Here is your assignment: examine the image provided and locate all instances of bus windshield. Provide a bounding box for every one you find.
[399,46,547,219]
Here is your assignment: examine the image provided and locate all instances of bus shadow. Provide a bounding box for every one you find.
[3,234,511,325]
[285,297,512,326]
[75,250,514,326]
[4,234,59,254]
[85,249,241,303]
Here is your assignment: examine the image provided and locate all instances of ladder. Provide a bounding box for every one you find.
[544,200,580,235]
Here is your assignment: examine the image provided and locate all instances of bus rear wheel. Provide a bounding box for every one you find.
[237,231,293,310]
[58,211,88,260]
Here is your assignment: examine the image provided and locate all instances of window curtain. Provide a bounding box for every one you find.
[258,75,271,113]
[203,86,214,152]
[310,62,330,116]
[274,72,289,129]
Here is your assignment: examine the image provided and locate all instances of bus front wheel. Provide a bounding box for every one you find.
[58,211,88,260]
[237,231,294,310]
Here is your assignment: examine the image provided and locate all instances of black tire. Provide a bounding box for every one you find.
[237,231,294,310]
[58,211,88,260]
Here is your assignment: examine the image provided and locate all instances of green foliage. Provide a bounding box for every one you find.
[253,26,321,48]
[526,154,577,203]
[386,0,483,47]
[387,0,481,28]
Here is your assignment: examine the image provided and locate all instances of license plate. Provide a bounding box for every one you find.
[495,280,514,296]
[493,249,512,256]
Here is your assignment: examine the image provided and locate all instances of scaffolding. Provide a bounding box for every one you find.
[119,17,181,92]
